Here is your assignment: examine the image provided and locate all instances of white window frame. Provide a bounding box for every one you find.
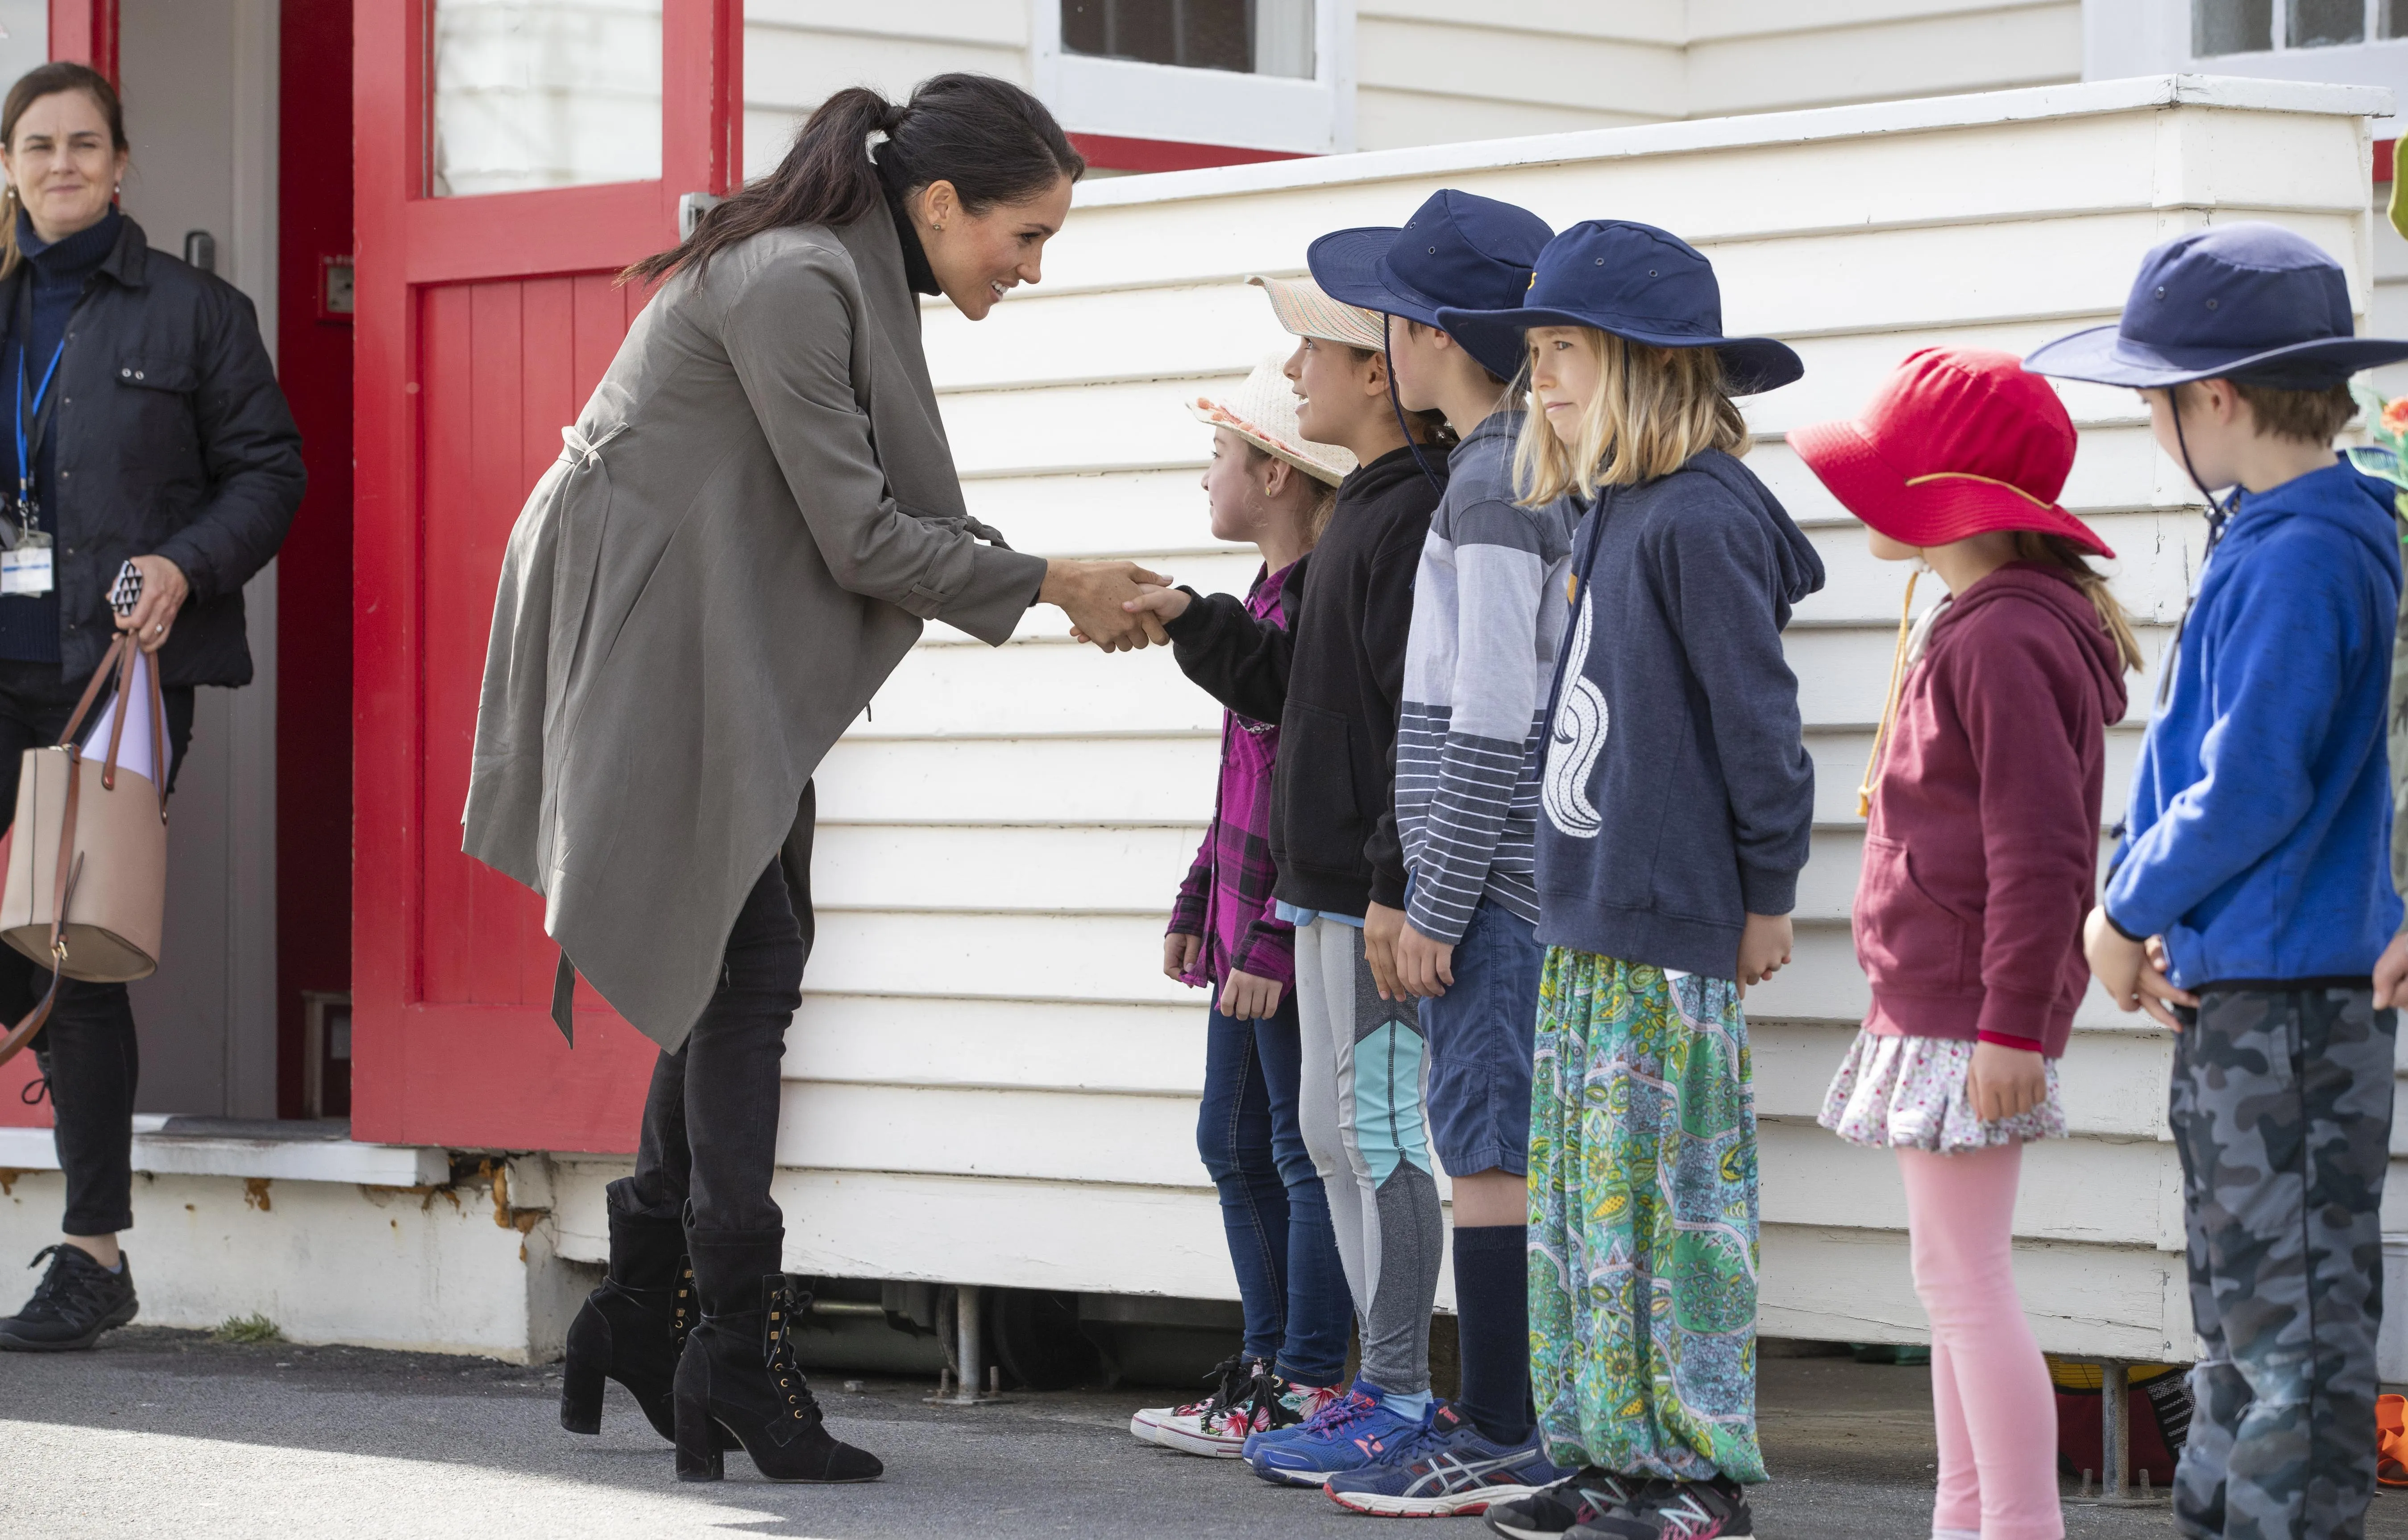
[1031,0,1357,156]
[2089,0,2408,97]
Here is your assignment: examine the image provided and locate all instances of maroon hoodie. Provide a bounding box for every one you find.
[1854,562,2129,1057]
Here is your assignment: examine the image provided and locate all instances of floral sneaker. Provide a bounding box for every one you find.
[1130,1354,1254,1448]
[1158,1362,1345,1458]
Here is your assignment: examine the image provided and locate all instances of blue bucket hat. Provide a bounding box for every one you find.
[1433,220,1804,396]
[2025,222,2408,389]
[1305,189,1554,380]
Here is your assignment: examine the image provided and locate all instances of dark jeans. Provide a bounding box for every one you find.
[0,659,195,1237]
[1198,991,1352,1387]
[617,788,813,1237]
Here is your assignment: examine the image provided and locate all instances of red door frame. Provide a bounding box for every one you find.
[351,0,738,1150]
[48,0,116,82]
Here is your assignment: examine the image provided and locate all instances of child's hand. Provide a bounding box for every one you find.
[1967,1040,2047,1123]
[2084,910,2195,1029]
[1363,903,1408,1001]
[2377,929,2408,1010]
[1394,919,1454,999]
[1164,931,1202,983]
[1220,969,1283,1019]
[1123,583,1192,628]
[1736,913,1792,996]
[1044,559,1173,652]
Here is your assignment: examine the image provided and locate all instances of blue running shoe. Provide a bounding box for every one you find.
[1241,1381,1370,1464]
[1246,1379,1434,1487]
[1326,1404,1569,1516]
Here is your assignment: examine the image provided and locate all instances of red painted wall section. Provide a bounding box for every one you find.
[1069,133,1308,173]
[276,0,354,1118]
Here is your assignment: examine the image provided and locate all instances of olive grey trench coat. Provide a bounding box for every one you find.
[462,207,1047,1049]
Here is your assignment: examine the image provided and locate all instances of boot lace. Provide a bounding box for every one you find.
[762,1278,825,1430]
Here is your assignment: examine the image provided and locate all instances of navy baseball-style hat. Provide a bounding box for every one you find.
[1306,189,1553,380]
[2026,222,2408,388]
[1434,220,1804,395]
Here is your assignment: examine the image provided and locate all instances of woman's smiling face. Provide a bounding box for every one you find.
[915,175,1075,321]
[2,88,124,244]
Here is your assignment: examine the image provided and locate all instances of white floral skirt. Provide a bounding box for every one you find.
[1818,1029,2066,1152]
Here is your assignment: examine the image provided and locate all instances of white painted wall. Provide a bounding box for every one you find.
[739,1,2084,174]
[633,75,2389,1364]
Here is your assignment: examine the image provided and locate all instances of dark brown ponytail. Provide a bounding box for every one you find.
[0,62,127,282]
[624,73,1084,287]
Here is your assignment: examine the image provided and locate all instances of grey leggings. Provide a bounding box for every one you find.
[1291,916,1443,1395]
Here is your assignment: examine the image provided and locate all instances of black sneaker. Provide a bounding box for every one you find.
[0,1244,138,1351]
[1485,1466,1647,1539]
[1569,1476,1754,1540]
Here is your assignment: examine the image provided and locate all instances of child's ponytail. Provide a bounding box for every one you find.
[2014,532,2144,674]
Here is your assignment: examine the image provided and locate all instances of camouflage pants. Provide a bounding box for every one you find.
[2169,986,2397,1540]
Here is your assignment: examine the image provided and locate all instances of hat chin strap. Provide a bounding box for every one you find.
[2161,384,2240,708]
[1383,317,1445,493]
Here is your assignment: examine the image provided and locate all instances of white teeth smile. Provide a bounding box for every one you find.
[989,280,1011,300]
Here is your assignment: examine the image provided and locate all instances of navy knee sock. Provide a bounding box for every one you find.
[1451,1223,1532,1445]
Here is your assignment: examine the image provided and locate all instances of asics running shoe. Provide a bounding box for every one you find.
[1325,1404,1569,1516]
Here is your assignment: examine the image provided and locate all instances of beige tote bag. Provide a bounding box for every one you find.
[0,635,168,1068]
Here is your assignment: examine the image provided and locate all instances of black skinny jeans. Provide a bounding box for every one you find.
[0,659,195,1237]
[617,786,813,1237]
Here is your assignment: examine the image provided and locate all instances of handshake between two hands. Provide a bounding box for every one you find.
[1041,559,1193,652]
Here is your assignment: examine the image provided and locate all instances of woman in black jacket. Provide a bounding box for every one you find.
[0,62,303,1353]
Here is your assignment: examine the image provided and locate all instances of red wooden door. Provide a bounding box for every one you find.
[352,0,739,1150]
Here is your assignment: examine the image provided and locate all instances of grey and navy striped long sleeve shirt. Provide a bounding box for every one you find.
[1394,410,1579,943]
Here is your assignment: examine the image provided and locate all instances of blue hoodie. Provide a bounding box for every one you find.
[1535,449,1824,978]
[2105,459,2402,987]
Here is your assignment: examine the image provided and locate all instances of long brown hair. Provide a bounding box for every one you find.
[624,73,1083,288]
[2013,531,2144,673]
[0,62,126,282]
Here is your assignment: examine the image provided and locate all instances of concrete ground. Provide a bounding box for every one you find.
[5,1329,2406,1538]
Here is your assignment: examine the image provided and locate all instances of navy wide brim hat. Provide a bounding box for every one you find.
[1434,219,1804,396]
[2026,221,2408,388]
[1306,188,1554,381]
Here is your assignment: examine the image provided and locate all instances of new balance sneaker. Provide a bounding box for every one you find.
[1246,1378,1436,1487]
[1484,1467,1648,1540]
[1569,1477,1754,1540]
[1324,1403,1569,1516]
[1241,1379,1371,1463]
[1129,1354,1253,1448]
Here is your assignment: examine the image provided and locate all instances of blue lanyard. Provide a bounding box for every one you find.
[13,336,63,527]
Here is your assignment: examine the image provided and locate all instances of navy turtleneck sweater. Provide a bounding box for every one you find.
[0,208,120,664]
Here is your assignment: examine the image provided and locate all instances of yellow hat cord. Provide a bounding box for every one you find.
[1857,566,1922,819]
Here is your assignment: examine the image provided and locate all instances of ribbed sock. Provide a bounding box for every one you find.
[1452,1223,1534,1444]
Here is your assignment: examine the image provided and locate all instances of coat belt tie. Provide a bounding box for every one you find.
[558,422,627,469]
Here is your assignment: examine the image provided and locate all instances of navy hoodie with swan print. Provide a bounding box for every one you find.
[1535,447,1824,979]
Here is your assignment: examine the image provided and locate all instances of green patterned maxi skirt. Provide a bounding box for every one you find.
[1527,947,1765,1483]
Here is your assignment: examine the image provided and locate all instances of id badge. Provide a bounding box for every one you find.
[2,531,53,596]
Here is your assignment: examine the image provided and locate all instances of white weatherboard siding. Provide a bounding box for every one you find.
[648,75,2399,1365]
[737,2,2083,171]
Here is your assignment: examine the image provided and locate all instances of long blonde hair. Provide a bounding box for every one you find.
[2014,530,2144,673]
[1515,328,1748,504]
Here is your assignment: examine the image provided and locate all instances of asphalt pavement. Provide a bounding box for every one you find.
[5,1328,2406,1538]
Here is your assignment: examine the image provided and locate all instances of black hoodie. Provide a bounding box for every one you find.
[1163,445,1448,917]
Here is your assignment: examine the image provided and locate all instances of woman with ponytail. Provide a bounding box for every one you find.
[464,74,1152,1484]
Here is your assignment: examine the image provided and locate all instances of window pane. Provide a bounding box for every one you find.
[2382,0,2408,35]
[1063,0,1314,79]
[2289,0,2366,44]
[430,0,662,197]
[2194,0,2274,53]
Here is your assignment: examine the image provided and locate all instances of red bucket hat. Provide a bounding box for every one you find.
[1789,347,2113,559]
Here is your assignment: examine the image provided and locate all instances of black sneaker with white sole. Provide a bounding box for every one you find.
[1568,1476,1754,1540]
[0,1244,138,1351]
[1484,1466,1648,1539]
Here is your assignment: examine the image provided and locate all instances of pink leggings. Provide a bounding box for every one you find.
[1896,1145,2063,1540]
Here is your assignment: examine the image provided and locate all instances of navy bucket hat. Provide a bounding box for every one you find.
[2025,222,2408,388]
[1306,189,1554,380]
[1434,220,1804,396]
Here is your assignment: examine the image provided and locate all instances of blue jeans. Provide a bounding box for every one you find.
[1197,991,1352,1387]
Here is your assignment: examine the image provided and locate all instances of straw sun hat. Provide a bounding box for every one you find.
[1189,353,1356,485]
[1249,273,1388,351]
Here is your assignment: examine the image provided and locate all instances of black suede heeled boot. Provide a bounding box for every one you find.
[560,1193,712,1443]
[674,1228,883,1484]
